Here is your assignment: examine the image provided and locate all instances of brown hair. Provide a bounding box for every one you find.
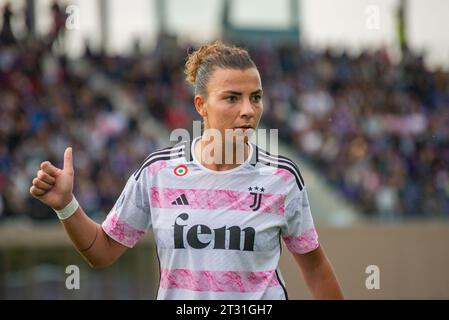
[185,41,256,97]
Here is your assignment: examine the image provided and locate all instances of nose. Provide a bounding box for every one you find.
[240,98,255,119]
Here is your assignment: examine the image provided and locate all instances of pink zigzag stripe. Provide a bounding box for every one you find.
[159,268,280,292]
[150,187,285,215]
[148,160,167,176]
[274,168,295,183]
[102,211,145,247]
[283,227,319,254]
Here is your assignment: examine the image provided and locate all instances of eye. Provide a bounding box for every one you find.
[226,96,238,103]
[251,95,262,103]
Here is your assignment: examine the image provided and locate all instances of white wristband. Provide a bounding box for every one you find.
[53,196,79,220]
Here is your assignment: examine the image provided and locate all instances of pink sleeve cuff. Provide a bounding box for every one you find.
[282,227,319,254]
[102,211,145,248]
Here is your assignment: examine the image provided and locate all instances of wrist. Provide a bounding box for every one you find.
[54,194,74,211]
[53,195,79,220]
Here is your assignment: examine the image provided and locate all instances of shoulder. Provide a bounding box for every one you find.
[254,144,305,191]
[133,141,191,180]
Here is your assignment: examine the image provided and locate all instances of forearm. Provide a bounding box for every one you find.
[61,204,113,268]
[305,258,344,299]
[294,246,344,299]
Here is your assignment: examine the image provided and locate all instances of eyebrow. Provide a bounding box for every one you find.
[221,89,263,95]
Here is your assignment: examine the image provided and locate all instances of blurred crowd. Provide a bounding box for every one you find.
[253,45,449,219]
[0,2,166,220]
[1,2,448,221]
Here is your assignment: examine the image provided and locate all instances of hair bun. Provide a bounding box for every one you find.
[184,40,255,95]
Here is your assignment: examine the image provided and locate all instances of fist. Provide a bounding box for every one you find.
[30,147,75,210]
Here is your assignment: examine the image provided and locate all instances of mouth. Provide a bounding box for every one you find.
[234,125,254,131]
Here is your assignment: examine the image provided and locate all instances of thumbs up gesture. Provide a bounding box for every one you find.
[30,147,75,210]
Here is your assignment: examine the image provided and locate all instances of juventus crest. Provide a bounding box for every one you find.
[248,186,265,211]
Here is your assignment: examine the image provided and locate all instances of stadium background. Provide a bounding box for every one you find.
[0,0,448,299]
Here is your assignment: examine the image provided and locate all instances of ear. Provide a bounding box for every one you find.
[194,95,207,118]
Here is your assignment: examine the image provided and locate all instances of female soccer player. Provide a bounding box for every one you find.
[30,41,343,300]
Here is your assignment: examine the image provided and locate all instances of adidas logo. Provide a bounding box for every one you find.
[171,194,189,206]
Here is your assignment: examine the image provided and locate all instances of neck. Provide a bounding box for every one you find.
[195,136,249,171]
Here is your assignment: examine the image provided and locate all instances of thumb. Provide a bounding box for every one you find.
[63,147,74,174]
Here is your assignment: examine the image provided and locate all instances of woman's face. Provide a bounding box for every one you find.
[195,67,263,142]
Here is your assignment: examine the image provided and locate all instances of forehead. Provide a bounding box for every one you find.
[207,68,262,93]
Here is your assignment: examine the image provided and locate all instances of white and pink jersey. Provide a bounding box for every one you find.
[102,137,319,300]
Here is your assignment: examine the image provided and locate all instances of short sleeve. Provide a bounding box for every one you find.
[101,169,152,248]
[281,184,319,254]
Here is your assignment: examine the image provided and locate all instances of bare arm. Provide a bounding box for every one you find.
[293,245,344,299]
[30,147,127,268]
[60,205,127,268]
